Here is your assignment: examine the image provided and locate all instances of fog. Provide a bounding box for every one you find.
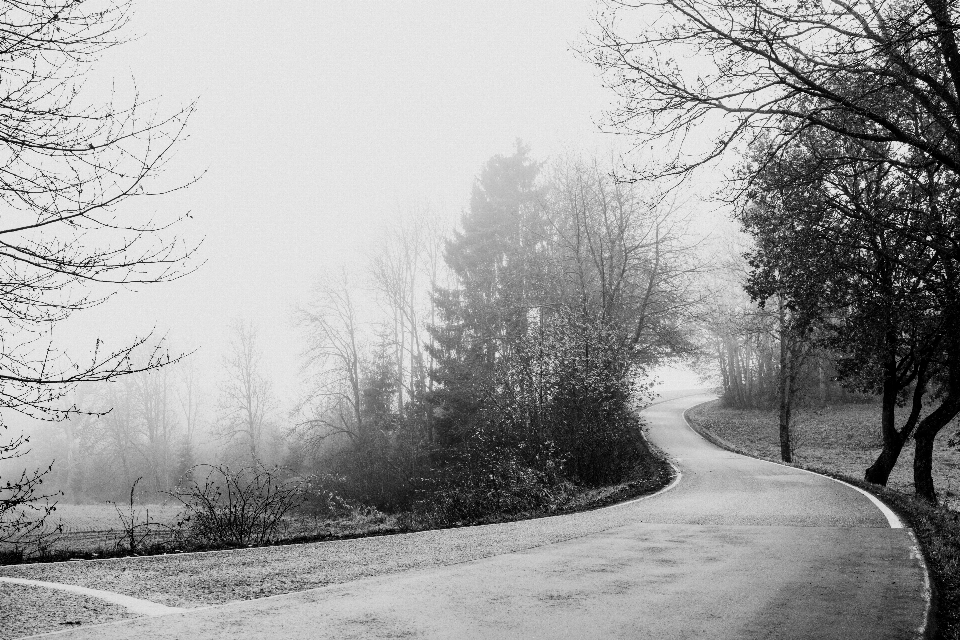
[0,4,951,636]
[2,1,720,503]
[63,0,626,402]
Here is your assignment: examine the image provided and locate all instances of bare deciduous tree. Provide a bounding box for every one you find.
[590,0,960,179]
[216,322,275,466]
[546,157,700,362]
[370,207,448,427]
[0,1,197,531]
[296,272,368,445]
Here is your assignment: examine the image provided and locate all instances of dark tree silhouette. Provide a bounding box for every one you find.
[591,0,960,179]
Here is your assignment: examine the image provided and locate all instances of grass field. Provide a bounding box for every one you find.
[2,502,187,556]
[3,501,405,556]
[687,400,960,509]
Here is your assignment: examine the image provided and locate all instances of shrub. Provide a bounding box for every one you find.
[296,473,356,520]
[172,464,303,547]
[110,477,178,554]
[412,441,566,526]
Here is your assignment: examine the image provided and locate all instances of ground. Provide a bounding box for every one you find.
[687,400,960,507]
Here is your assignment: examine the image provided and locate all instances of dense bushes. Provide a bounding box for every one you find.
[408,434,567,526]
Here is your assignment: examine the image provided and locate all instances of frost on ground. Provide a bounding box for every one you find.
[0,496,656,612]
[0,581,133,639]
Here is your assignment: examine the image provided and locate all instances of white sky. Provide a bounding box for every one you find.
[61,1,721,414]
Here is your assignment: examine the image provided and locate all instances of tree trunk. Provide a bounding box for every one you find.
[818,357,827,407]
[864,441,907,486]
[912,390,960,503]
[913,427,938,503]
[778,299,793,462]
[864,337,908,485]
[864,356,931,486]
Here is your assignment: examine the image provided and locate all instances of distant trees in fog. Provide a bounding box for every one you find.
[287,144,697,515]
[215,321,278,466]
[20,325,285,504]
[45,367,196,501]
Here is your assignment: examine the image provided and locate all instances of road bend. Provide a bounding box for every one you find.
[48,392,928,639]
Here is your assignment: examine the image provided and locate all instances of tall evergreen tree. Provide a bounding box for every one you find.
[428,142,543,446]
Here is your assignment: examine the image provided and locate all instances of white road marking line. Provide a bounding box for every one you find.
[606,464,683,511]
[679,397,903,529]
[907,530,934,639]
[777,465,904,529]
[0,576,185,616]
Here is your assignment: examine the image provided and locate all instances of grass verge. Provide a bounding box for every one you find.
[687,399,960,640]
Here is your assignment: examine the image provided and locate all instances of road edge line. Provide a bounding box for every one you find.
[681,399,934,640]
[680,402,906,526]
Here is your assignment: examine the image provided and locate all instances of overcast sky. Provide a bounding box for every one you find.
[64,0,700,410]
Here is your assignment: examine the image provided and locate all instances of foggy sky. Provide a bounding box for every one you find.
[60,1,704,418]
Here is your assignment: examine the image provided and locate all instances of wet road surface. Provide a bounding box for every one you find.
[39,392,928,639]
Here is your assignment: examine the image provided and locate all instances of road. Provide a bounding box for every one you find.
[39,392,928,639]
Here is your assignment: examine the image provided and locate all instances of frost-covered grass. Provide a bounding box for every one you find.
[53,503,184,533]
[1,501,405,563]
[2,502,186,557]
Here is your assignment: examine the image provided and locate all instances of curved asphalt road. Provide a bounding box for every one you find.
[43,392,928,639]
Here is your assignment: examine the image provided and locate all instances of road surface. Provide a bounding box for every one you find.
[37,392,929,639]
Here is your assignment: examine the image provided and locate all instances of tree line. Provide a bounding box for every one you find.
[8,143,697,526]
[288,146,697,519]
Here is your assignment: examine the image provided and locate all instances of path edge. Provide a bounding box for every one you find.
[681,399,935,640]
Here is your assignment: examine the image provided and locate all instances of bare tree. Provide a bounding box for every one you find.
[590,0,960,179]
[177,359,205,447]
[132,369,179,493]
[296,271,369,445]
[370,207,448,424]
[0,1,197,532]
[216,321,275,466]
[100,378,140,490]
[173,358,204,481]
[546,157,700,362]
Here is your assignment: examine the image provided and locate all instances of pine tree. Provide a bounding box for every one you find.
[427,142,543,446]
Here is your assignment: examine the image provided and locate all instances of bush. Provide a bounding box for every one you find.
[172,464,303,547]
[412,441,566,526]
[296,473,357,519]
[110,477,177,553]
